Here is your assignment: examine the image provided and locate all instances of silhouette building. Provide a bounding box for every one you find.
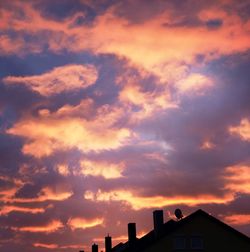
[82,209,250,252]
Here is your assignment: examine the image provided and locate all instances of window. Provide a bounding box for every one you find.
[174,235,186,250]
[191,235,204,249]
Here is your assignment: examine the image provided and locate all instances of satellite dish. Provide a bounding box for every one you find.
[175,208,183,220]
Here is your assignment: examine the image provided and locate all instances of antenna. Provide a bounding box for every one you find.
[174,208,183,220]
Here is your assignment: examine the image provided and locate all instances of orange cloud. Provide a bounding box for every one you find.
[0,205,45,216]
[2,2,250,84]
[84,189,234,210]
[8,117,131,158]
[33,242,84,250]
[33,243,58,249]
[5,186,72,203]
[120,84,175,109]
[0,1,84,34]
[0,187,20,201]
[223,214,250,225]
[55,164,70,177]
[200,140,216,150]
[74,7,250,83]
[224,165,250,194]
[176,73,213,94]
[67,217,104,230]
[0,35,25,55]
[95,231,147,243]
[18,164,48,176]
[95,234,128,243]
[52,98,94,118]
[119,82,177,122]
[0,175,25,202]
[0,175,24,187]
[80,160,125,179]
[229,118,250,141]
[12,219,63,233]
[7,102,132,158]
[37,187,73,202]
[3,64,98,96]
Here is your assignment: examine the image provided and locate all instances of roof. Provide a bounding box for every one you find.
[112,209,250,252]
[184,209,250,242]
[112,218,177,252]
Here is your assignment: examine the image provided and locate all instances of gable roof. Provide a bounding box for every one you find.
[184,209,250,242]
[112,209,250,252]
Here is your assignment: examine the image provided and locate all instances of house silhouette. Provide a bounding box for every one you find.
[82,209,250,252]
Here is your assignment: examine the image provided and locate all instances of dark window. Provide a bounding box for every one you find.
[191,235,204,249]
[174,236,186,250]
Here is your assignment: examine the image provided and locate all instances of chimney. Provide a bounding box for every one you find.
[92,243,98,252]
[128,223,136,246]
[153,210,164,237]
[105,235,112,252]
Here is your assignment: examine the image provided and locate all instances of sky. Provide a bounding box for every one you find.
[0,0,250,251]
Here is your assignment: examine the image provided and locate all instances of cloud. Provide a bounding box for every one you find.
[7,101,132,158]
[229,118,250,141]
[119,82,177,122]
[0,205,45,216]
[176,73,213,94]
[33,243,58,249]
[0,175,23,186]
[0,187,21,202]
[3,64,98,96]
[0,175,25,203]
[223,214,250,225]
[1,2,250,84]
[55,164,70,177]
[200,140,216,150]
[5,186,73,203]
[33,243,84,250]
[50,98,94,118]
[1,1,250,251]
[80,160,125,179]
[95,230,147,243]
[67,217,104,230]
[0,35,25,55]
[11,219,63,233]
[84,189,234,210]
[224,165,250,194]
[7,117,131,158]
[73,5,250,82]
[95,234,128,243]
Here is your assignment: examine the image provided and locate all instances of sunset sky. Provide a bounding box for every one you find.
[0,0,250,251]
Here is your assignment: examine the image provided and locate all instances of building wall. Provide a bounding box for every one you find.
[143,214,250,252]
